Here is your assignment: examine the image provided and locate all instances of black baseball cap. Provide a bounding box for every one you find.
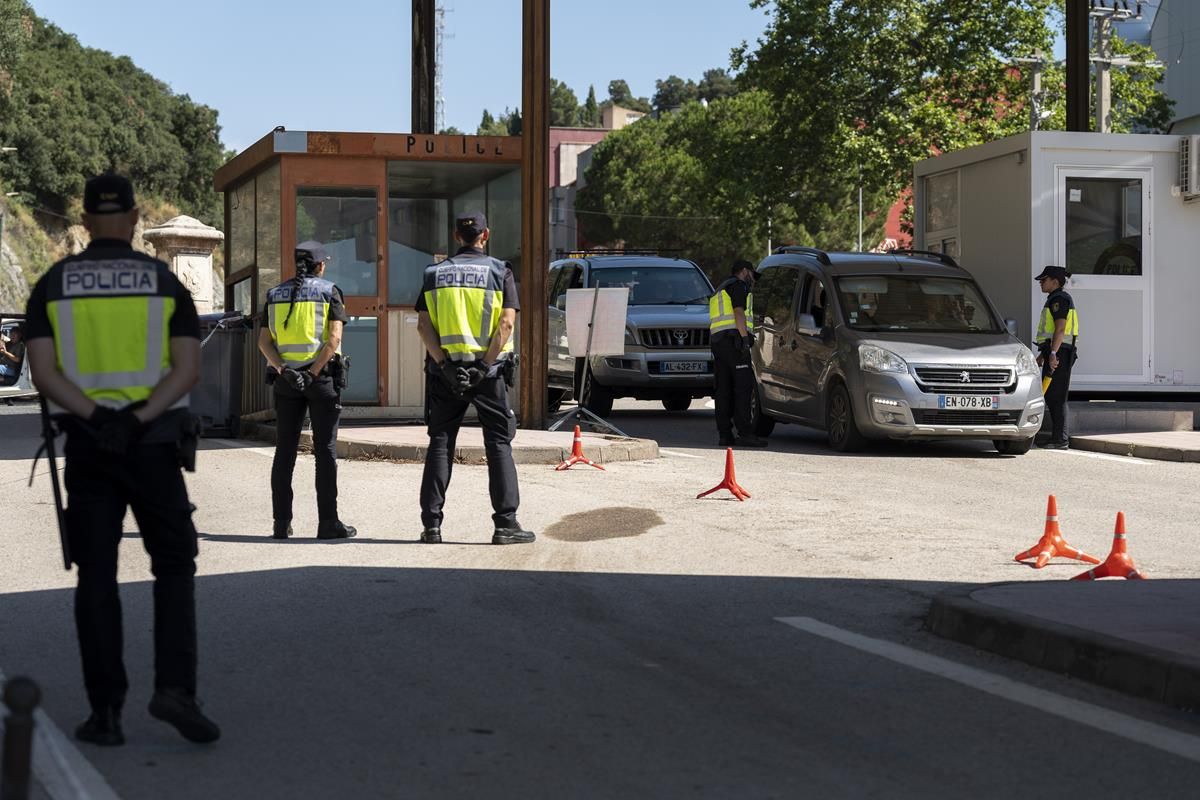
[732,259,762,280]
[83,174,136,215]
[295,241,329,265]
[456,210,488,237]
[1034,265,1070,282]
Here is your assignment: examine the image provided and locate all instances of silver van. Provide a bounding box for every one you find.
[0,313,36,404]
[750,248,1043,455]
[547,254,715,416]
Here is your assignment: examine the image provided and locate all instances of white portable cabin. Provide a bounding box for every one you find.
[913,131,1200,392]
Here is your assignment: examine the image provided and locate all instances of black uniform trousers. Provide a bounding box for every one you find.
[63,437,198,712]
[420,362,520,530]
[271,374,341,524]
[1043,343,1077,443]
[711,334,754,439]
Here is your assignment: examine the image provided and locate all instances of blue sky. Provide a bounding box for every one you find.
[28,0,774,152]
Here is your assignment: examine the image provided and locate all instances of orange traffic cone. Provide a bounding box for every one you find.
[696,448,751,501]
[1071,512,1146,580]
[555,425,605,471]
[1014,495,1100,568]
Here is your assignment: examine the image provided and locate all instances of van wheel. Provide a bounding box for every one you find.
[995,438,1033,456]
[662,393,692,412]
[826,383,865,452]
[750,385,776,437]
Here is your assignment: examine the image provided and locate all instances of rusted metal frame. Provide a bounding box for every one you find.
[413,0,437,135]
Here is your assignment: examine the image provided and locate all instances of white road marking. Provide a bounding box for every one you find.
[1042,449,1153,465]
[207,438,276,459]
[776,617,1200,764]
[658,448,705,459]
[0,667,123,800]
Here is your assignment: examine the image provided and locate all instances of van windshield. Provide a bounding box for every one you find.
[835,275,1002,333]
[588,266,712,306]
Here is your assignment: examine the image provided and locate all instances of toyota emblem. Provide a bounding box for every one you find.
[673,329,689,345]
[959,371,971,383]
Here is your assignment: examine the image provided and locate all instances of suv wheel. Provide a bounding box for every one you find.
[994,438,1033,456]
[750,385,776,437]
[582,369,614,417]
[662,393,691,413]
[826,383,866,452]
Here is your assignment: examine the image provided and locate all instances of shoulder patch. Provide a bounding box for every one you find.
[1051,302,1060,313]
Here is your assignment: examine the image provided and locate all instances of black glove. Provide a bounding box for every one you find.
[465,363,489,391]
[89,406,144,456]
[281,366,312,393]
[438,359,470,395]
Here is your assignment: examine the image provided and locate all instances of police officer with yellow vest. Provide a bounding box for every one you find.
[258,241,356,540]
[416,211,533,545]
[24,175,220,747]
[1035,265,1080,450]
[709,259,768,448]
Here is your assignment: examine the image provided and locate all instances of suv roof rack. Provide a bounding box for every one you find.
[555,248,681,259]
[889,249,964,269]
[774,245,831,265]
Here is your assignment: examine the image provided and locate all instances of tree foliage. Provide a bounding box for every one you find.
[652,75,699,114]
[581,85,601,128]
[606,79,651,113]
[0,2,228,224]
[549,79,580,126]
[477,107,522,136]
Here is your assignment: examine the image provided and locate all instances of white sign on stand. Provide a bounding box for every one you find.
[565,287,629,358]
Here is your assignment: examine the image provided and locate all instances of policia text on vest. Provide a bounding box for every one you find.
[23,174,220,747]
[415,211,534,546]
[1034,265,1080,450]
[709,259,768,449]
[258,241,357,540]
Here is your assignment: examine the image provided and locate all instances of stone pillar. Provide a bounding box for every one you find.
[143,216,225,314]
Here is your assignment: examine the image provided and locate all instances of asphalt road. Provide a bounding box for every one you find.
[2,399,1199,799]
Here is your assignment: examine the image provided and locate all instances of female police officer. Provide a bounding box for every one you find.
[258,241,356,539]
[1034,265,1080,450]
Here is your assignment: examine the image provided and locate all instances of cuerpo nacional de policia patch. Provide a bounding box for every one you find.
[63,260,159,297]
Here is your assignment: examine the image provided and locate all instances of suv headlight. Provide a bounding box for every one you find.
[625,328,636,345]
[859,344,908,374]
[1015,347,1039,376]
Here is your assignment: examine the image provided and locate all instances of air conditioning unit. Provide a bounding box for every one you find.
[1181,135,1200,202]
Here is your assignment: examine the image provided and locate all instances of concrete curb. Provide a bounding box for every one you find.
[1069,436,1200,463]
[926,582,1200,710]
[242,422,659,466]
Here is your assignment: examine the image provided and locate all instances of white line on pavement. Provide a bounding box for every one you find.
[0,667,123,800]
[1043,449,1152,466]
[207,438,276,459]
[776,617,1200,764]
[658,448,705,459]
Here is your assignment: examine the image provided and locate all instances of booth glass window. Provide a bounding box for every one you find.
[486,169,522,274]
[256,164,281,308]
[1065,177,1142,276]
[924,171,959,233]
[229,180,255,273]
[342,315,378,403]
[231,278,252,315]
[296,187,379,295]
[387,198,447,306]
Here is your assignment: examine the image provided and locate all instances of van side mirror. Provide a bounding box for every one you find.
[796,313,818,332]
[555,294,566,311]
[1005,318,1018,336]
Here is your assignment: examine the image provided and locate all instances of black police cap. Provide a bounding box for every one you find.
[1034,265,1070,283]
[83,174,136,215]
[456,211,488,237]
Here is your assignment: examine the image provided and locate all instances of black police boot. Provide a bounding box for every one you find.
[734,435,769,448]
[492,526,536,545]
[420,527,442,543]
[272,520,292,540]
[1041,439,1070,450]
[75,707,125,747]
[317,520,357,540]
[149,689,220,744]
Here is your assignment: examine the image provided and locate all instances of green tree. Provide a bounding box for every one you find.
[549,78,580,126]
[0,0,29,77]
[697,68,737,103]
[581,85,601,128]
[606,78,651,113]
[652,75,699,114]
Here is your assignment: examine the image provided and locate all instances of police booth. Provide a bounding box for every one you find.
[215,129,522,421]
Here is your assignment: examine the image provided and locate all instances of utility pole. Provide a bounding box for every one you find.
[1090,1,1157,134]
[412,0,436,134]
[1065,0,1090,131]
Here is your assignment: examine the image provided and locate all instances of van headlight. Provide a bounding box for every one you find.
[859,344,909,374]
[1016,348,1039,376]
[625,328,636,345]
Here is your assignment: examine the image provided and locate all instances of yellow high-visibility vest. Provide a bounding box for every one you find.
[266,276,341,365]
[709,278,754,336]
[44,255,186,414]
[1036,291,1079,345]
[422,254,514,362]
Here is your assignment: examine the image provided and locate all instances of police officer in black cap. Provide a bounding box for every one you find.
[24,174,220,746]
[708,259,768,447]
[1034,265,1080,450]
[415,211,533,545]
[258,241,357,539]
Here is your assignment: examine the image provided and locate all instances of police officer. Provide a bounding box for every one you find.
[24,174,220,746]
[258,241,356,540]
[709,259,768,448]
[1034,265,1080,450]
[416,211,533,545]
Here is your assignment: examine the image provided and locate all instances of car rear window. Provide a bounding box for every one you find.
[835,275,1002,333]
[588,266,713,306]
